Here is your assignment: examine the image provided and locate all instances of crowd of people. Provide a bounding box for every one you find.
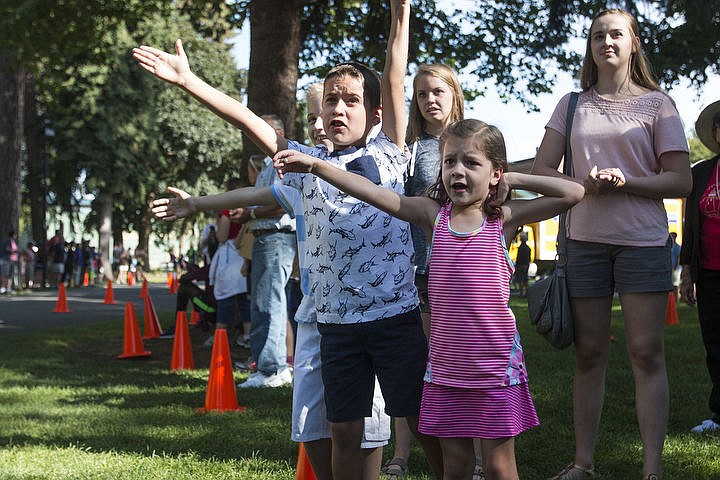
[0,225,157,294]
[0,228,105,292]
[123,2,717,480]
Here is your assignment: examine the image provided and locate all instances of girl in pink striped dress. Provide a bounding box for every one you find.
[274,119,585,479]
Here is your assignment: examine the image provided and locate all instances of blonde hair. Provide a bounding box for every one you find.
[306,82,324,106]
[580,9,659,92]
[407,64,464,143]
[428,120,507,219]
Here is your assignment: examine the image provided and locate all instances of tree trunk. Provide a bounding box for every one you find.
[0,55,24,237]
[24,71,47,247]
[244,0,302,161]
[137,202,151,269]
[97,194,114,281]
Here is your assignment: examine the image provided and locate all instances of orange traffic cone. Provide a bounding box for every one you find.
[167,271,173,287]
[127,271,134,286]
[52,283,71,313]
[118,302,151,358]
[197,329,245,414]
[83,272,89,287]
[142,293,163,339]
[170,311,195,371]
[103,280,117,304]
[296,443,317,480]
[189,309,201,326]
[170,275,179,294]
[139,279,148,299]
[665,292,679,326]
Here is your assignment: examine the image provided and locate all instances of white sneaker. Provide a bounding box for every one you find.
[237,372,263,388]
[238,368,292,389]
[691,419,720,433]
[202,335,214,348]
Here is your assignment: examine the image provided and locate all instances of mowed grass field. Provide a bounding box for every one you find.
[0,296,718,479]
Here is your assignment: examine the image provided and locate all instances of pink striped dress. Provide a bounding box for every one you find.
[418,203,539,438]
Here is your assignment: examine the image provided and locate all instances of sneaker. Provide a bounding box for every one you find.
[202,334,214,348]
[235,336,250,349]
[548,463,596,480]
[238,368,292,389]
[234,359,256,371]
[691,419,720,433]
[237,372,263,388]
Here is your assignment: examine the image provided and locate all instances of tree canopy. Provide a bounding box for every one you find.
[1,0,717,266]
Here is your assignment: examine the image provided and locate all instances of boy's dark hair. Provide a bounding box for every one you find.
[428,119,508,220]
[324,62,381,110]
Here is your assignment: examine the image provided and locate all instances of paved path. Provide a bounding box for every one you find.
[0,283,177,334]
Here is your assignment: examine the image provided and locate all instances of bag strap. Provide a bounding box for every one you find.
[557,91,579,259]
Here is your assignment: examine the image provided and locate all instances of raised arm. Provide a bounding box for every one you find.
[274,149,438,232]
[132,39,286,156]
[500,172,585,244]
[151,186,278,222]
[380,0,410,147]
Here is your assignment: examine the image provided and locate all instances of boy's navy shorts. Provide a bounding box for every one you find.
[317,307,427,423]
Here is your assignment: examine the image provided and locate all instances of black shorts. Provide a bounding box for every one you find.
[318,308,427,422]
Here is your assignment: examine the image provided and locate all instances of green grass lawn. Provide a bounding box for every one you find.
[0,298,718,479]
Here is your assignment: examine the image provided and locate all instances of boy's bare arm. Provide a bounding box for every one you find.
[152,186,278,221]
[381,0,410,148]
[132,39,287,156]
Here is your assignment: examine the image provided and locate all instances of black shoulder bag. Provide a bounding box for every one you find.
[526,92,579,350]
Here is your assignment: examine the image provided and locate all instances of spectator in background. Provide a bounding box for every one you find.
[62,241,76,287]
[515,232,532,298]
[134,245,147,282]
[48,232,66,288]
[680,99,720,434]
[0,230,19,294]
[112,242,123,280]
[233,115,296,389]
[20,242,37,289]
[669,232,681,304]
[203,178,249,349]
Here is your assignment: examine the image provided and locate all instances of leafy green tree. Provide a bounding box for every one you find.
[41,13,244,272]
[689,135,715,164]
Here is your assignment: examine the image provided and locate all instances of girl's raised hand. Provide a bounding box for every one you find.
[273,149,318,178]
[132,39,191,85]
[151,186,196,221]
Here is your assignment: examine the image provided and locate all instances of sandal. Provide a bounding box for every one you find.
[381,457,408,480]
[473,458,485,480]
[548,463,596,480]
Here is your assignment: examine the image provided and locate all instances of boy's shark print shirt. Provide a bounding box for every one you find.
[279,133,419,324]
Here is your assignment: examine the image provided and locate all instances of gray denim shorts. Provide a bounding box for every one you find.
[565,237,672,297]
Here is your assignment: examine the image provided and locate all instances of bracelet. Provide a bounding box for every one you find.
[249,209,257,220]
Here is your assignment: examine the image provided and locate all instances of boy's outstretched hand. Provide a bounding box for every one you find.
[132,39,191,85]
[273,150,319,178]
[151,187,196,221]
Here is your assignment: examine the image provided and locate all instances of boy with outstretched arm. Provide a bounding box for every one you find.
[134,2,440,478]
